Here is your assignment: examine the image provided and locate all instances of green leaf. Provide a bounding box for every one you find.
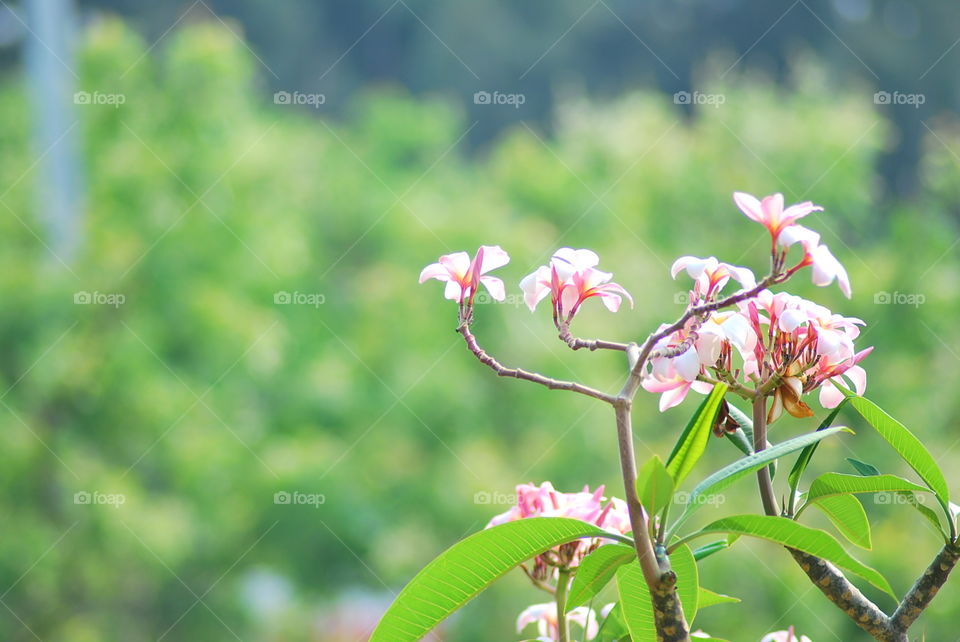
[637,456,675,520]
[698,586,741,608]
[567,544,635,610]
[787,402,847,496]
[684,515,895,599]
[671,543,700,625]
[669,426,852,534]
[692,540,730,561]
[595,602,629,641]
[805,472,930,504]
[370,518,622,641]
[845,458,947,539]
[847,457,881,477]
[616,563,656,642]
[897,492,947,539]
[809,494,872,549]
[850,397,950,503]
[666,384,728,485]
[724,402,777,479]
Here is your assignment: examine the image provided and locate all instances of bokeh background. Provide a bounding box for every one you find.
[1,1,959,640]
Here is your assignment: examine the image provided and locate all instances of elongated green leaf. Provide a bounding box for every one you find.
[845,458,947,540]
[670,427,852,533]
[637,456,675,520]
[671,543,700,625]
[688,515,895,599]
[595,602,629,641]
[806,472,929,504]
[692,540,730,561]
[370,518,621,641]
[787,402,847,494]
[567,544,635,610]
[898,491,947,539]
[847,457,881,477]
[850,397,950,503]
[666,384,728,485]
[698,587,741,608]
[809,494,872,549]
[616,563,656,642]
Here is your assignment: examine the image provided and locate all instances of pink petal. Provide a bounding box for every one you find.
[419,262,451,283]
[674,346,701,381]
[443,280,463,301]
[782,201,823,222]
[762,193,785,221]
[733,192,764,223]
[438,251,472,279]
[819,381,845,408]
[478,245,510,274]
[659,383,691,411]
[480,276,506,301]
[598,292,622,312]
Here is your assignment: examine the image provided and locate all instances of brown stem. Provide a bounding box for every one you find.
[614,403,690,641]
[457,324,618,405]
[558,325,630,352]
[751,394,780,516]
[788,549,903,641]
[890,542,960,634]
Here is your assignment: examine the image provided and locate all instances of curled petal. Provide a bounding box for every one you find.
[418,262,450,283]
[438,251,472,279]
[478,245,510,274]
[480,276,506,301]
[733,191,764,223]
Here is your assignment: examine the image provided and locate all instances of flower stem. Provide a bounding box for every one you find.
[556,568,571,642]
[752,394,780,516]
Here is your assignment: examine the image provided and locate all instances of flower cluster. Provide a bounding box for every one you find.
[420,246,632,325]
[487,482,631,577]
[734,191,850,297]
[419,192,870,420]
[520,248,633,323]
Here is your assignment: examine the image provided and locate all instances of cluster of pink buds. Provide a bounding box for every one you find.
[741,290,871,421]
[642,192,870,418]
[487,482,631,578]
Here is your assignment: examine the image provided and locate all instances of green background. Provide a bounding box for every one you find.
[2,15,960,642]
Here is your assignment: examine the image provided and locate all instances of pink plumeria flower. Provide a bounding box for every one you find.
[643,373,714,412]
[779,225,852,298]
[761,627,812,642]
[419,245,510,304]
[487,482,631,574]
[811,347,872,408]
[520,248,601,313]
[734,191,823,245]
[516,603,599,641]
[671,255,756,298]
[520,248,632,319]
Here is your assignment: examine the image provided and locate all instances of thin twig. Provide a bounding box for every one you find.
[457,324,619,405]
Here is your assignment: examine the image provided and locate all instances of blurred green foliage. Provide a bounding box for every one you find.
[1,17,960,642]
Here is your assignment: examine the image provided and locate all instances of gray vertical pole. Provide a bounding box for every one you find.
[24,0,82,262]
